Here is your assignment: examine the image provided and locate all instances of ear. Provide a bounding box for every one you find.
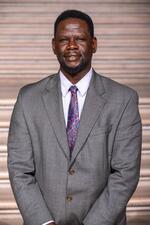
[92,37,97,53]
[52,38,56,54]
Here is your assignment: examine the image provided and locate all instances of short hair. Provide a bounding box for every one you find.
[54,10,94,38]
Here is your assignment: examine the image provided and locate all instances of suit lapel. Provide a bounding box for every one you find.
[70,71,107,166]
[42,71,107,163]
[42,74,70,160]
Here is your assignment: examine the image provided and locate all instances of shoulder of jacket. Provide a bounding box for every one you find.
[94,71,139,103]
[19,73,57,96]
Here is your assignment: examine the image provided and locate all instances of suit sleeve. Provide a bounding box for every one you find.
[83,91,142,225]
[7,90,54,225]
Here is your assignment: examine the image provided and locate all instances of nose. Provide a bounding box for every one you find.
[67,38,78,50]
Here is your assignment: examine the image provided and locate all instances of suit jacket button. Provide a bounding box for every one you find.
[69,169,75,175]
[67,195,73,202]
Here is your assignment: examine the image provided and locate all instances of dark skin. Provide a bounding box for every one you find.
[52,18,97,84]
[47,18,97,225]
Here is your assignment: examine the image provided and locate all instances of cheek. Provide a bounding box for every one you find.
[82,50,93,59]
[55,44,66,54]
[81,44,93,54]
[79,46,88,56]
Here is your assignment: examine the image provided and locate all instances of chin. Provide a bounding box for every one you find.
[61,60,87,75]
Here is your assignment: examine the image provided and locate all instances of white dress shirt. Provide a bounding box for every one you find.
[60,68,93,126]
[42,68,93,225]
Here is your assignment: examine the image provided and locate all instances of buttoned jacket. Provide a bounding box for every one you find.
[8,71,142,225]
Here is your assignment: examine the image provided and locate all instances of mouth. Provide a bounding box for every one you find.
[64,54,81,62]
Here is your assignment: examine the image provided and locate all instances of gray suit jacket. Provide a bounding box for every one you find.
[8,71,142,225]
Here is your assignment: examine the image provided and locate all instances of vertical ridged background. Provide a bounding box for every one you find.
[0,1,150,224]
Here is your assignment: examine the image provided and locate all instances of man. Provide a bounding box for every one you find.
[8,10,142,225]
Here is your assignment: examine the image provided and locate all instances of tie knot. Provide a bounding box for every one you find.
[69,86,78,94]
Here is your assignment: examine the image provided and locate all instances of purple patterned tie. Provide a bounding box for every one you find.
[66,86,80,157]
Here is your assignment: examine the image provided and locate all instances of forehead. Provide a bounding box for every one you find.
[56,18,89,35]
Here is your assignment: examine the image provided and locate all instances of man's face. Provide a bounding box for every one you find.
[52,18,97,77]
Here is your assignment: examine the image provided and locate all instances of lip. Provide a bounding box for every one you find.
[64,54,80,62]
[64,51,80,57]
[65,53,79,57]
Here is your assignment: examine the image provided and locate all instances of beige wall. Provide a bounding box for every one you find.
[0,1,150,224]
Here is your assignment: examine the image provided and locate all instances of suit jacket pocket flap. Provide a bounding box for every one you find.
[90,125,112,137]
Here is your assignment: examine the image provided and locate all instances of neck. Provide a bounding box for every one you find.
[60,66,91,84]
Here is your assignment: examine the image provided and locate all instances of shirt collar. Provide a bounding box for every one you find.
[60,68,93,97]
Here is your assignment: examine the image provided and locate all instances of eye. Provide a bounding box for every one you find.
[76,37,85,42]
[59,38,68,44]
